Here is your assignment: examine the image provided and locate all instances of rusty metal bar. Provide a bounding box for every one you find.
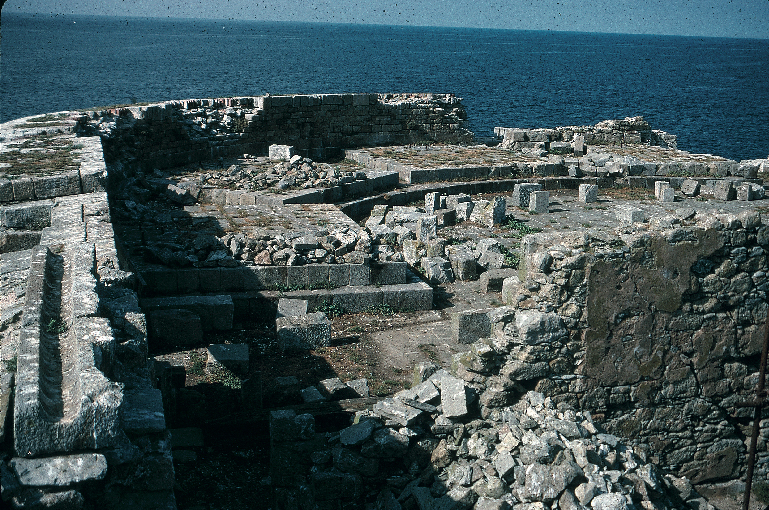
[743,312,769,510]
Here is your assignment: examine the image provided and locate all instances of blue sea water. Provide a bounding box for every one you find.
[1,12,768,161]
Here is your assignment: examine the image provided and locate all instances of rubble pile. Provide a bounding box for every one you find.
[178,158,369,193]
[142,228,372,268]
[272,378,706,510]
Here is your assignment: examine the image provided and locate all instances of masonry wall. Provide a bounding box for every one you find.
[501,211,769,483]
[85,93,474,171]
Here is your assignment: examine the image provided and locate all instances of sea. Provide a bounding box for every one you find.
[1,12,768,161]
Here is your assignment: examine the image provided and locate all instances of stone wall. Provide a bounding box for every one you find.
[82,93,473,172]
[497,210,769,483]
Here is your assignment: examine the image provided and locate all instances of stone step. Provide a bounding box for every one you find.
[138,261,409,296]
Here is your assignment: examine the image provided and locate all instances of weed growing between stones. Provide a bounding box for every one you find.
[316,302,344,318]
[45,318,68,335]
[501,215,541,238]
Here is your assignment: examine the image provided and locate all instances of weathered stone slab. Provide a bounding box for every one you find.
[659,186,675,202]
[10,454,107,487]
[373,398,423,426]
[448,247,477,281]
[714,180,736,201]
[276,312,331,350]
[418,215,438,242]
[15,247,122,457]
[454,201,474,222]
[207,344,249,374]
[317,377,359,400]
[276,298,308,318]
[654,181,670,199]
[1,202,52,230]
[422,257,454,284]
[681,179,700,196]
[34,171,81,199]
[122,387,166,435]
[439,375,468,419]
[140,295,233,331]
[425,192,441,214]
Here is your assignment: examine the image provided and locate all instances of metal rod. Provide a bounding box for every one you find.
[744,312,769,510]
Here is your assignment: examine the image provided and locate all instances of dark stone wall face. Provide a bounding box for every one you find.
[513,216,769,484]
[90,93,474,172]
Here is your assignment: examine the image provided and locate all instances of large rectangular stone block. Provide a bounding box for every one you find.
[34,172,81,199]
[1,202,52,230]
[578,184,598,203]
[370,262,406,286]
[141,295,234,331]
[528,191,549,213]
[276,313,331,350]
[451,308,492,344]
[512,183,542,208]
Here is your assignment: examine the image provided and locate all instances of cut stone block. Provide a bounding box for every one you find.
[422,257,454,284]
[207,344,249,374]
[122,387,166,435]
[148,309,203,348]
[418,215,438,242]
[370,262,407,286]
[713,180,736,201]
[615,206,647,224]
[659,187,675,203]
[347,378,370,398]
[436,208,456,227]
[448,248,477,281]
[451,308,492,344]
[654,181,670,200]
[425,192,441,214]
[140,295,234,331]
[381,282,433,312]
[269,145,296,161]
[480,268,518,293]
[446,194,471,211]
[14,247,122,457]
[1,202,52,230]
[454,201,474,222]
[528,191,549,213]
[681,179,701,196]
[276,312,331,350]
[301,386,326,403]
[512,183,542,208]
[578,184,598,203]
[470,197,506,226]
[276,298,309,318]
[10,454,108,487]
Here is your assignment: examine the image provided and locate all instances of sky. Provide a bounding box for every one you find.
[3,0,769,39]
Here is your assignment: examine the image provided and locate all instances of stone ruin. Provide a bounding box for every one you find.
[1,94,769,508]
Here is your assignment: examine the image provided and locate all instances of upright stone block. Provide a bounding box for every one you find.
[528,191,549,213]
[659,187,675,203]
[713,180,736,201]
[418,215,438,242]
[654,181,670,200]
[578,184,598,203]
[455,202,474,222]
[681,179,701,196]
[277,298,309,318]
[425,192,441,215]
[573,134,585,156]
[512,183,542,208]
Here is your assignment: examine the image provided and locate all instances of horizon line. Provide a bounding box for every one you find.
[4,9,769,42]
